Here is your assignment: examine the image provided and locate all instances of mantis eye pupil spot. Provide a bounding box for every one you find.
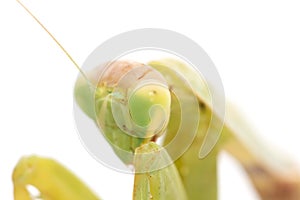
[149,90,157,96]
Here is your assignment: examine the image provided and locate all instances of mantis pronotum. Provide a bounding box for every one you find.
[12,1,300,200]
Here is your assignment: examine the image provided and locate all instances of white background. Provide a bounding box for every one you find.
[1,0,300,199]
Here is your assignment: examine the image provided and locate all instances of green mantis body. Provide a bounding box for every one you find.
[13,1,300,199]
[14,58,300,200]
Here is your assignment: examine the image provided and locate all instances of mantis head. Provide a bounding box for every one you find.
[74,60,171,164]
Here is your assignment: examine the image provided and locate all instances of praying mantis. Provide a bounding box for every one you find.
[12,1,300,200]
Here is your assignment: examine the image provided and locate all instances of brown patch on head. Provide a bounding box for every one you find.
[92,61,145,87]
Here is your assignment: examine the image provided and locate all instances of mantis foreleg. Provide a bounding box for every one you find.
[12,155,100,200]
[133,142,187,200]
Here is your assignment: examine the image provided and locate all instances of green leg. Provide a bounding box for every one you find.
[12,155,100,200]
[133,142,187,200]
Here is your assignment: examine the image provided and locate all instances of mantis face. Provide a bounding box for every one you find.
[74,58,220,170]
[75,61,172,164]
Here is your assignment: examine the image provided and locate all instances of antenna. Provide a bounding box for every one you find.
[16,0,94,88]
